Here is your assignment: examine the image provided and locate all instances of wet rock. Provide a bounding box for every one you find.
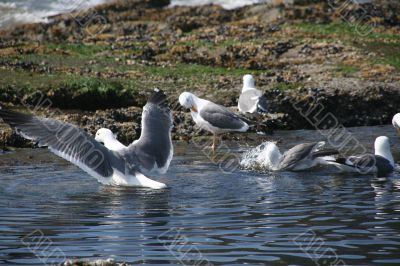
[0,0,399,148]
[0,129,33,148]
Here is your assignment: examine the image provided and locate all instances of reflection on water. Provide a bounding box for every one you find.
[0,125,399,265]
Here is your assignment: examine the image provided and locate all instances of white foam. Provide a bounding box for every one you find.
[48,0,108,13]
[0,10,52,27]
[170,0,372,9]
[0,0,108,28]
[240,141,277,171]
[0,2,16,9]
[170,0,264,10]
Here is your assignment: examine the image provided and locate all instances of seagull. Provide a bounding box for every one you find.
[241,141,338,171]
[265,141,338,171]
[0,89,173,189]
[238,74,268,114]
[392,113,400,134]
[324,136,394,177]
[179,92,249,152]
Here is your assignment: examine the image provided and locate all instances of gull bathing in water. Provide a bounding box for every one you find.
[179,92,249,152]
[262,141,338,171]
[0,89,173,189]
[238,74,268,114]
[325,136,394,177]
[241,141,338,171]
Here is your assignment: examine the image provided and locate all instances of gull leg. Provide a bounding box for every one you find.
[211,134,217,153]
[214,134,222,153]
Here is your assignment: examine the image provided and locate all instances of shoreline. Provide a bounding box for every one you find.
[0,0,399,148]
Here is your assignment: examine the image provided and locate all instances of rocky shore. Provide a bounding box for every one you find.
[0,0,399,148]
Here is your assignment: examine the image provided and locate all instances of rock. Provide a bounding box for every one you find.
[0,0,399,149]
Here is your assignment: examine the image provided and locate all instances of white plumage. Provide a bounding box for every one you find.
[392,113,400,134]
[238,74,268,114]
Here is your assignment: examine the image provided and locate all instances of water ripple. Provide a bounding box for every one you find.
[0,128,400,265]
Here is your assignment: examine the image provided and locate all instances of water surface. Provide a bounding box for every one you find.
[0,0,374,28]
[0,125,399,265]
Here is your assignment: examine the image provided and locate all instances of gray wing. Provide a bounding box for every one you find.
[374,156,394,175]
[347,154,394,176]
[257,94,268,113]
[127,89,173,174]
[200,102,248,130]
[279,142,318,170]
[0,108,115,178]
[238,90,262,113]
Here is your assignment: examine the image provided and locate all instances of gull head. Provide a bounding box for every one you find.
[95,128,116,144]
[375,136,394,166]
[392,113,400,134]
[243,74,256,91]
[179,92,198,112]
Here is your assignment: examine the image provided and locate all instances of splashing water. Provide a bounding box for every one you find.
[171,0,264,9]
[0,0,108,28]
[240,141,279,171]
[0,0,267,28]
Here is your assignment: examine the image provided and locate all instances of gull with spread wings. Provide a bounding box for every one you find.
[0,89,173,189]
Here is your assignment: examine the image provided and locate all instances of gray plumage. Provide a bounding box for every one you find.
[238,90,268,113]
[257,95,268,112]
[0,108,121,178]
[200,102,248,131]
[125,89,173,174]
[333,154,394,177]
[0,89,173,187]
[279,142,338,171]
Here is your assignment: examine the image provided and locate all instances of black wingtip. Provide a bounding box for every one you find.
[0,108,33,126]
[148,88,168,107]
[312,149,339,159]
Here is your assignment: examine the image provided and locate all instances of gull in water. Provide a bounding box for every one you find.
[241,141,338,171]
[262,141,338,171]
[392,113,400,134]
[325,136,394,177]
[238,74,268,114]
[0,89,173,189]
[179,92,249,152]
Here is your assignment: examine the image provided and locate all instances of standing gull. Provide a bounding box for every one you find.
[392,113,400,134]
[179,92,249,151]
[325,136,394,176]
[263,141,338,171]
[238,74,268,114]
[0,89,173,189]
